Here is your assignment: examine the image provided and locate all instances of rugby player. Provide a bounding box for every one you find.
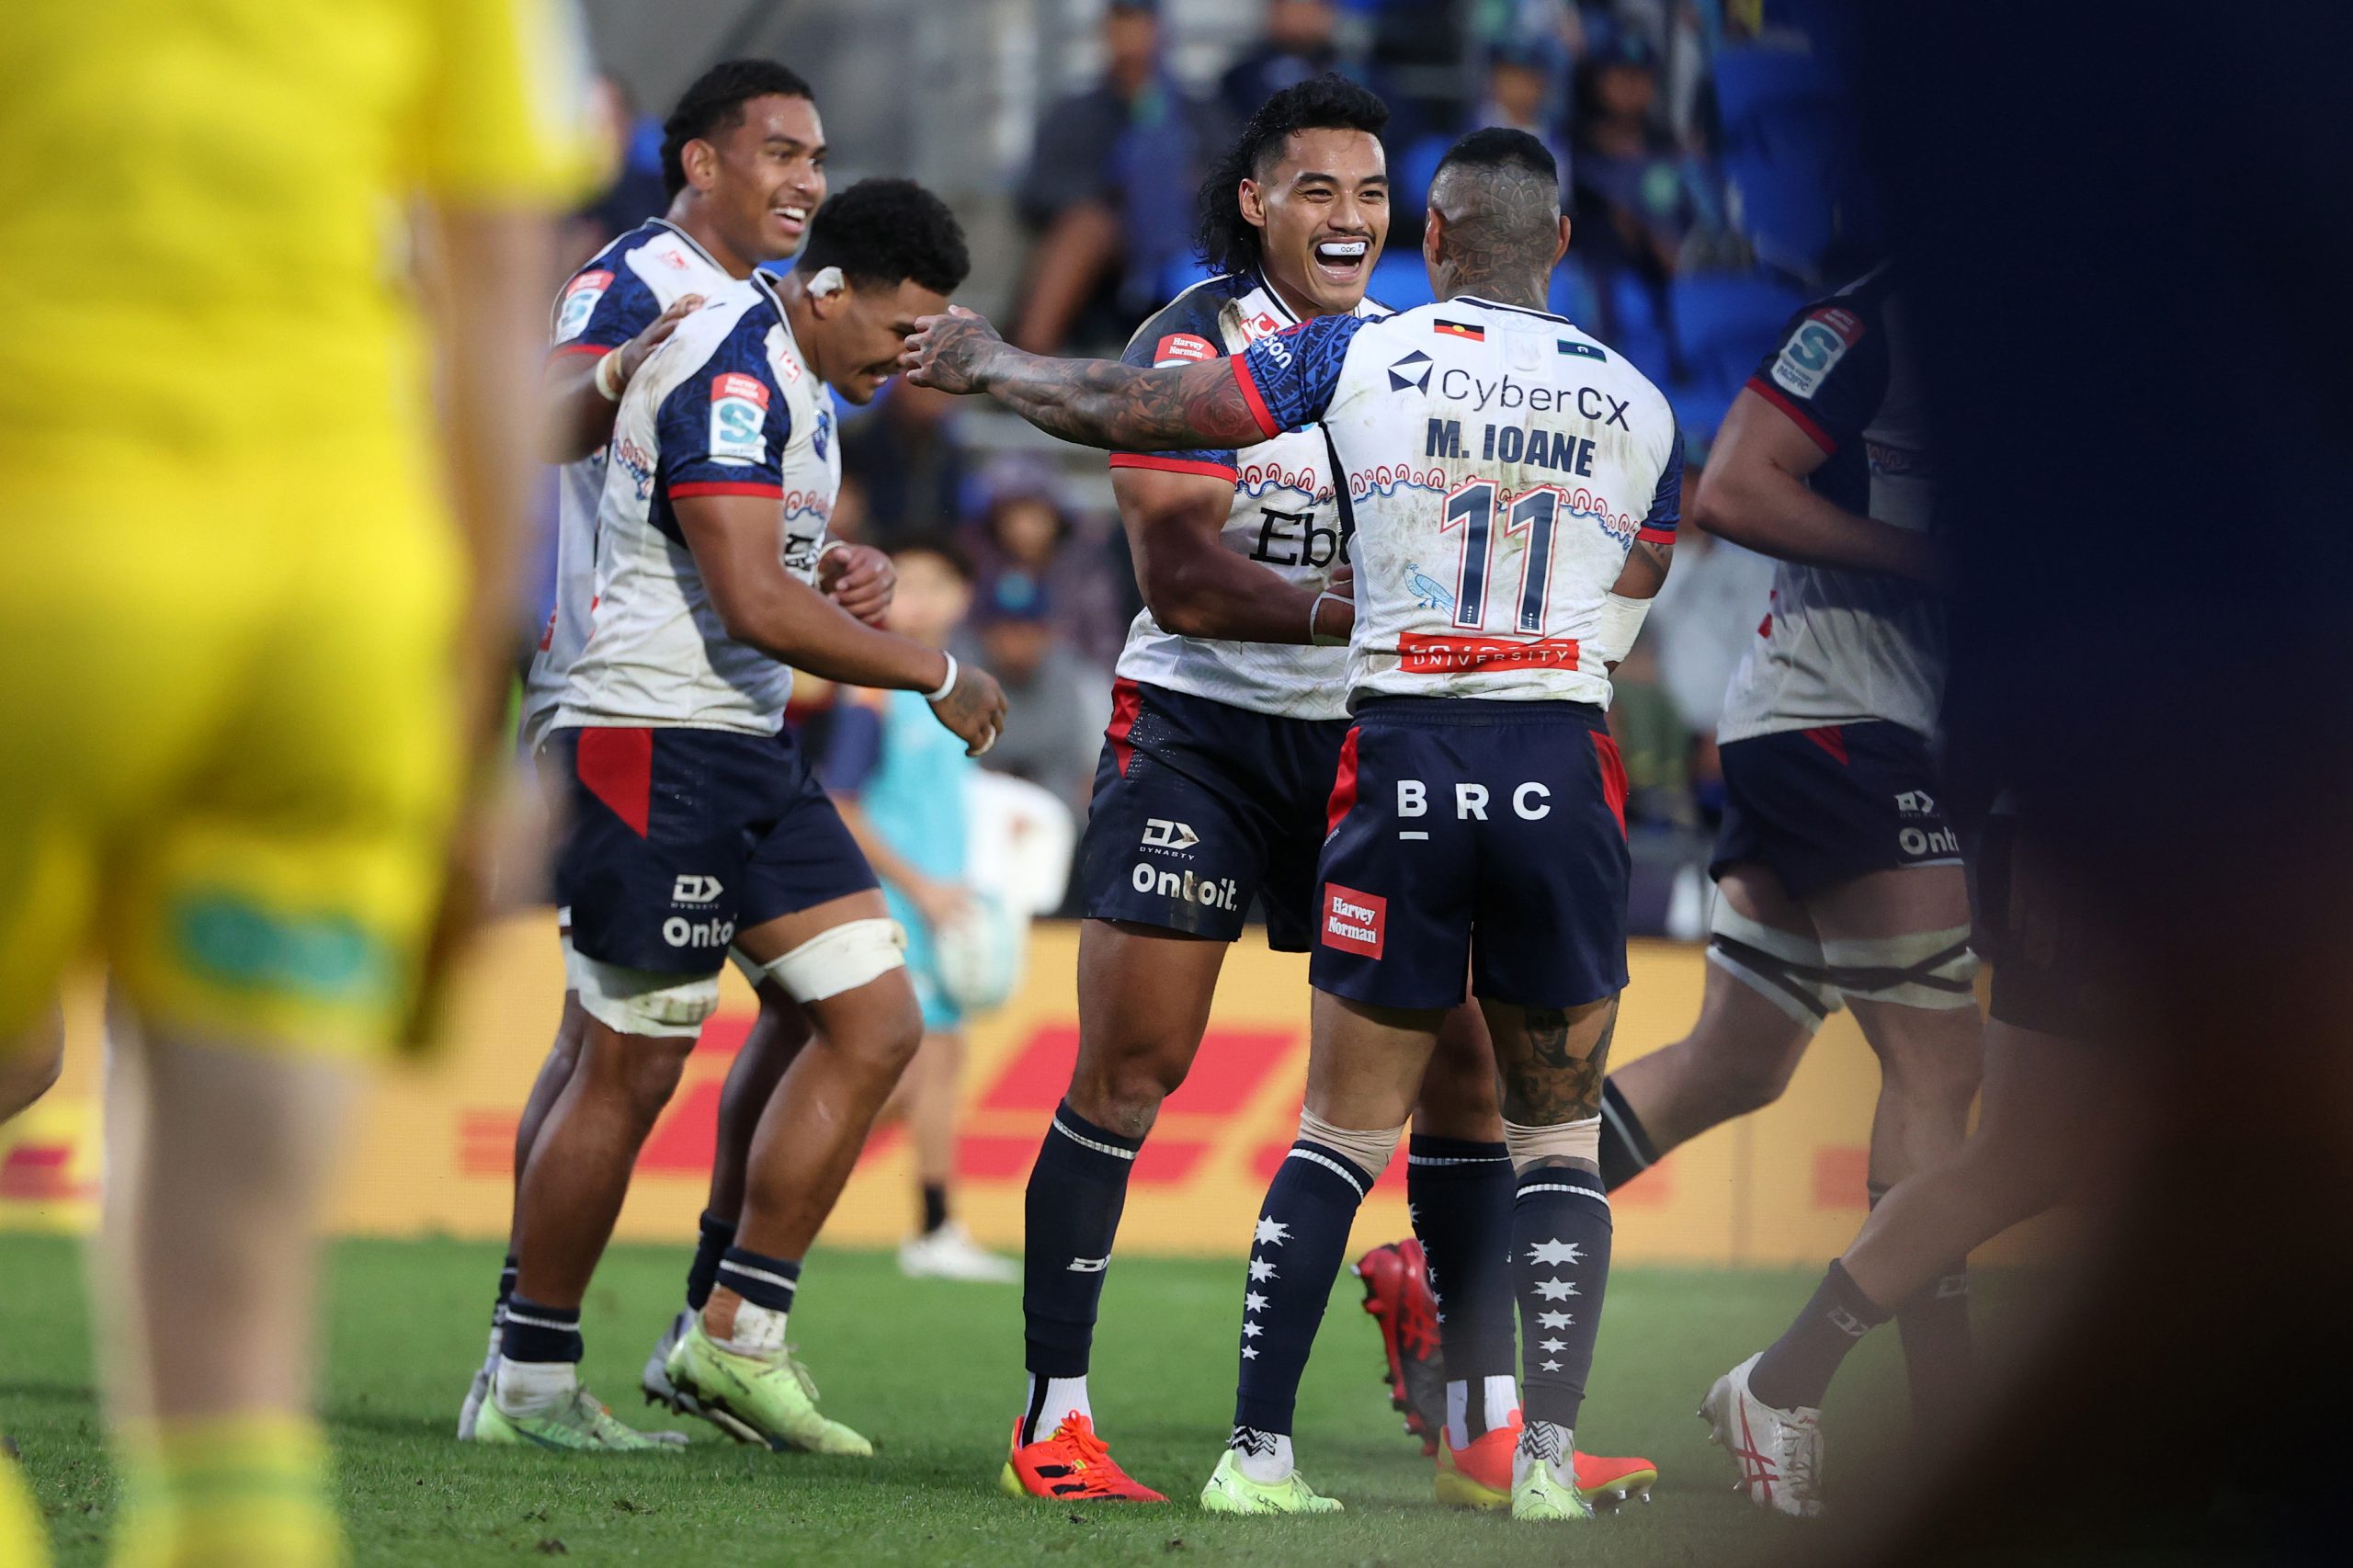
[483,180,1006,1456]
[907,127,1681,1523]
[1702,794,2139,1515]
[1592,266,1984,1437]
[458,56,895,1446]
[981,78,1640,1509]
[0,0,585,1559]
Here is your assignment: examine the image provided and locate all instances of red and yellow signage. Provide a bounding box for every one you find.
[1,915,2048,1266]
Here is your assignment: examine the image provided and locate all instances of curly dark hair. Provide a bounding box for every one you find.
[1195,74,1390,278]
[797,178,971,295]
[659,59,817,199]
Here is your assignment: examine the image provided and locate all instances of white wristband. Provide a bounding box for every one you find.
[593,349,626,403]
[923,652,959,702]
[1310,590,1350,647]
[1591,591,1653,665]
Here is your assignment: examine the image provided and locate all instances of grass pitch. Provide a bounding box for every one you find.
[1,1233,1926,1565]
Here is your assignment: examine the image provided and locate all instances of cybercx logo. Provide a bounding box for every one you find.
[1141,818,1199,853]
[1388,350,1434,393]
[672,874,724,905]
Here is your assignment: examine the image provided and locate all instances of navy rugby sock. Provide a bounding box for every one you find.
[1869,1182,1974,1430]
[1232,1138,1374,1437]
[1407,1135,1516,1437]
[490,1252,518,1330]
[497,1295,583,1367]
[1512,1164,1613,1433]
[1749,1258,1891,1412]
[685,1210,736,1312]
[1596,1077,1659,1191]
[1021,1101,1142,1440]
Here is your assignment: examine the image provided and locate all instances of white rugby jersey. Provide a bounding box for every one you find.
[1230,295,1681,707]
[1716,266,1945,745]
[522,220,734,752]
[556,272,838,735]
[1108,273,1388,722]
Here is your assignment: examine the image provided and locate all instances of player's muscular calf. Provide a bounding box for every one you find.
[1066,922,1228,1140]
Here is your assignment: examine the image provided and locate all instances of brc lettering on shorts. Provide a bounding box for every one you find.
[1321,883,1386,958]
[1396,632,1583,674]
[708,372,771,465]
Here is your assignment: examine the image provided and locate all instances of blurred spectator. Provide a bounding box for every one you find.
[954,572,1112,822]
[827,470,873,547]
[962,455,1128,668]
[840,381,969,546]
[1571,32,1718,369]
[1476,39,1575,185]
[1008,0,1215,353]
[1217,2,1347,130]
[562,74,667,268]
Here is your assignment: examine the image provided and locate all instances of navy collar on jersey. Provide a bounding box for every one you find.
[1451,292,1574,326]
[1251,270,1302,324]
[644,216,730,278]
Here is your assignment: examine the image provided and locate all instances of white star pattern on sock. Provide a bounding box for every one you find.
[1539,1337,1565,1352]
[1248,1258,1276,1282]
[1245,1291,1268,1313]
[1540,1359,1563,1372]
[1242,1346,1259,1359]
[1534,1278,1575,1301]
[1537,1311,1573,1329]
[1527,1238,1585,1266]
[1254,1218,1290,1246]
[1242,1322,1262,1338]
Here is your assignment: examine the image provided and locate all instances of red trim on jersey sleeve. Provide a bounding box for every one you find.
[1229,356,1282,440]
[1591,731,1630,839]
[549,342,611,359]
[1107,678,1143,778]
[577,727,654,837]
[669,481,787,500]
[1745,376,1839,454]
[1325,727,1362,837]
[1637,525,1677,544]
[1108,453,1240,481]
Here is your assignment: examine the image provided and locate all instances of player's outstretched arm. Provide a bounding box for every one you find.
[540,295,704,462]
[1694,389,1946,585]
[900,310,1268,452]
[677,494,1006,754]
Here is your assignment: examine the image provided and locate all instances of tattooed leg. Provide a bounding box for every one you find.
[1482,995,1620,1469]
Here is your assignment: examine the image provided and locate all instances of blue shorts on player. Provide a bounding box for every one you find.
[1710,721,1960,900]
[1311,698,1631,1011]
[551,725,877,975]
[1075,678,1346,949]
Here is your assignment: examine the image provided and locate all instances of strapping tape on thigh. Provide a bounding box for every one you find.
[1819,926,1979,1009]
[1706,903,1842,1028]
[756,918,907,1005]
[573,955,720,1039]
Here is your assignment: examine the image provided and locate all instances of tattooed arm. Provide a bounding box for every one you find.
[1610,537,1675,600]
[901,309,1271,452]
[1492,998,1619,1129]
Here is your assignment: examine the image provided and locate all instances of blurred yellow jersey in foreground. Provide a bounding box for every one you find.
[0,0,591,1054]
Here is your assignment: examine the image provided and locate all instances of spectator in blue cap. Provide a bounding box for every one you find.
[959,562,1113,821]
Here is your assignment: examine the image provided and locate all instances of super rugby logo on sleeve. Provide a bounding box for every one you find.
[553,269,611,342]
[708,372,771,465]
[1769,307,1864,399]
[1154,333,1218,369]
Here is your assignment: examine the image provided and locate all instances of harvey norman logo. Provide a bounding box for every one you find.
[1321,883,1385,958]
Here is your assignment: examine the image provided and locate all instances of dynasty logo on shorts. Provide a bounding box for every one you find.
[708,372,771,465]
[1140,817,1199,853]
[1321,883,1385,958]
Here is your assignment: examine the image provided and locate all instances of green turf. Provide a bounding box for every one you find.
[1,1233,1930,1565]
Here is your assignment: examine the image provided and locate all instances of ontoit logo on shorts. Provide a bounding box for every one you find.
[1321,883,1385,958]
